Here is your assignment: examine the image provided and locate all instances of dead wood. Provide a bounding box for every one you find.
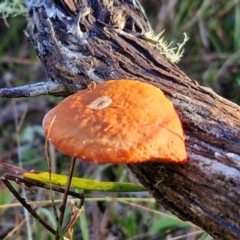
[9,0,240,239]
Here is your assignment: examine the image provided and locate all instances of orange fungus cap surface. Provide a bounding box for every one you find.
[42,80,187,164]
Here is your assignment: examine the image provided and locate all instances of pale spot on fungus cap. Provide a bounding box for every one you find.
[87,96,112,110]
[42,79,187,164]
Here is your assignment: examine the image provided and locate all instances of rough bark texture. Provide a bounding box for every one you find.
[25,0,240,239]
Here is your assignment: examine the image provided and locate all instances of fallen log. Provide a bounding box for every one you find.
[3,0,240,238]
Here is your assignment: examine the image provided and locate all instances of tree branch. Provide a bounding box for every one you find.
[0,81,84,98]
[2,0,240,239]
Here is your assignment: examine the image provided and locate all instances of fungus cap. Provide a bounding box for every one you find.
[42,80,187,164]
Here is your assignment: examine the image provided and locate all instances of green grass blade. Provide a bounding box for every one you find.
[79,207,89,240]
[23,172,146,192]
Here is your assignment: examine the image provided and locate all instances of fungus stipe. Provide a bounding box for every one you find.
[42,79,187,164]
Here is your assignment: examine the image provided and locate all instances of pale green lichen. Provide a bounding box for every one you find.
[144,30,189,63]
[0,0,27,19]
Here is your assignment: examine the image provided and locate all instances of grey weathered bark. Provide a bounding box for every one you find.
[24,0,240,239]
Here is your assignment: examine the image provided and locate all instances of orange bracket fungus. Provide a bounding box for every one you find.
[42,80,187,164]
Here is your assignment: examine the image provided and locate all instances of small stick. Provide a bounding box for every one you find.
[0,82,83,98]
[15,178,36,194]
[64,200,84,234]
[1,175,56,235]
[3,174,84,201]
[58,157,77,226]
[2,174,85,237]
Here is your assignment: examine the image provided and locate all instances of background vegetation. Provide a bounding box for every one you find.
[1,0,239,239]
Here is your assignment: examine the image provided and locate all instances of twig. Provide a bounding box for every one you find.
[13,97,33,240]
[56,157,76,240]
[2,219,26,240]
[64,200,84,235]
[1,175,56,235]
[58,157,77,227]
[3,174,84,199]
[0,82,84,98]
[1,174,85,237]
